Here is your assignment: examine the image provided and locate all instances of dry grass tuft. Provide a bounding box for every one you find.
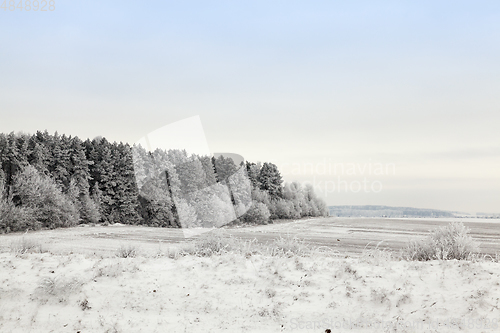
[93,261,125,278]
[360,241,394,265]
[35,275,82,303]
[10,237,44,255]
[167,231,315,259]
[191,230,234,257]
[267,234,311,257]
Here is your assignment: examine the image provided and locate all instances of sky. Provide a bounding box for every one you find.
[1,0,499,213]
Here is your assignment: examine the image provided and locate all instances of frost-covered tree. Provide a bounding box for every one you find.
[258,162,283,199]
[12,165,78,229]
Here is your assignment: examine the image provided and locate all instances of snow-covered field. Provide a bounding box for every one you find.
[1,232,499,333]
[1,217,499,257]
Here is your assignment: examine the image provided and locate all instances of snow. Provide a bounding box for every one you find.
[1,250,499,332]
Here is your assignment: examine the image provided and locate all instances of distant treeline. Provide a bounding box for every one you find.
[329,205,455,218]
[0,131,327,233]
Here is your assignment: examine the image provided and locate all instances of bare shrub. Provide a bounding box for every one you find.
[116,245,138,258]
[12,166,79,229]
[0,200,38,233]
[403,222,480,261]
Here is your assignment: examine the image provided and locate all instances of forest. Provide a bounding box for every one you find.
[0,131,327,233]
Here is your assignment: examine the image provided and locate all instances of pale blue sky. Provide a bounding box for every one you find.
[1,1,499,212]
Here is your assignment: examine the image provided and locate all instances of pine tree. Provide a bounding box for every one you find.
[69,137,100,223]
[134,145,178,227]
[245,161,261,189]
[138,175,175,227]
[111,143,141,224]
[258,162,283,199]
[198,155,217,187]
[1,133,26,194]
[174,156,207,195]
[0,168,5,192]
[49,133,72,192]
[227,164,252,217]
[28,133,51,175]
[92,138,116,220]
[213,155,238,183]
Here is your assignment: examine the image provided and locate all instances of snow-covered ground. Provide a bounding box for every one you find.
[1,244,499,333]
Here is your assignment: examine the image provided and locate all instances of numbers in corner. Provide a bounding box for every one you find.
[0,0,55,11]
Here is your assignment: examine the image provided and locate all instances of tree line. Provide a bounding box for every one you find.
[0,131,327,233]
